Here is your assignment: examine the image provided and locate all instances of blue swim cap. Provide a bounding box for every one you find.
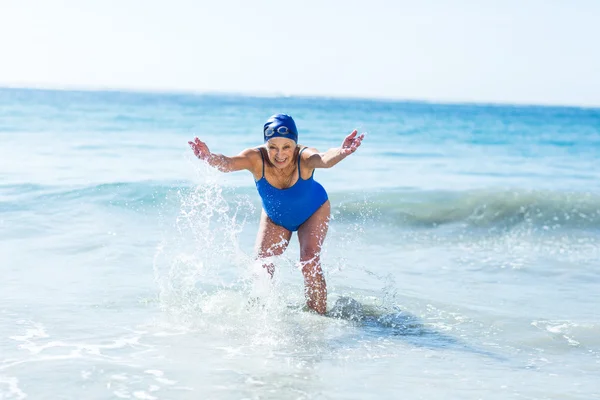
[263,114,298,143]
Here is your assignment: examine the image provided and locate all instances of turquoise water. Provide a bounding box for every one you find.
[1,88,599,399]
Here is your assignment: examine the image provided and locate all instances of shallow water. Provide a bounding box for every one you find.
[1,88,599,399]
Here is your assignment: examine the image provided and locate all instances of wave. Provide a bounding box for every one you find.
[334,189,600,230]
[3,182,600,230]
[0,181,186,213]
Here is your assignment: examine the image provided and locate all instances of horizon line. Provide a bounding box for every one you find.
[1,83,598,111]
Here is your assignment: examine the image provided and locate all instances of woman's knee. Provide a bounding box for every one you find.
[257,237,289,258]
[257,247,284,260]
[300,257,324,278]
[300,236,325,260]
[298,239,326,279]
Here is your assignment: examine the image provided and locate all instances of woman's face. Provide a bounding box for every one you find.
[266,137,296,169]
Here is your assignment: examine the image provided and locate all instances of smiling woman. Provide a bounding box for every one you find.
[188,113,364,314]
[2,87,600,400]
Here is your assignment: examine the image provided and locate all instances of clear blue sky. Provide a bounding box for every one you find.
[1,0,599,106]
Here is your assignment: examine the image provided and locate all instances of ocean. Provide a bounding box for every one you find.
[1,87,599,399]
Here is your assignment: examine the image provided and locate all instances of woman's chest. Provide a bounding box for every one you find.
[264,168,299,189]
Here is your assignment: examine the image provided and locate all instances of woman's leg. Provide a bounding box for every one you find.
[255,209,292,276]
[297,201,331,314]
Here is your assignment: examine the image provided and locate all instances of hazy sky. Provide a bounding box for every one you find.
[1,0,599,106]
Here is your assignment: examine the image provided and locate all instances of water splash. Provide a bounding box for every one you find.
[153,171,256,324]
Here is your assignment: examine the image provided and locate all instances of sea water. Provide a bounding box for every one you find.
[1,88,599,399]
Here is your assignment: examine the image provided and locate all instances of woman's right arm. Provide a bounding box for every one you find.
[188,137,256,173]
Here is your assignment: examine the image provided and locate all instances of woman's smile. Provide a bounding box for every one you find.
[267,137,296,168]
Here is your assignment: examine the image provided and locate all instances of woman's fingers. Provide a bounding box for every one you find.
[189,138,207,158]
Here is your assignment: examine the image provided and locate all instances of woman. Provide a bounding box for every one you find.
[188,114,364,314]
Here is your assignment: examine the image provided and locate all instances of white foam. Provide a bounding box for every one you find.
[143,370,163,377]
[133,391,156,400]
[0,375,27,400]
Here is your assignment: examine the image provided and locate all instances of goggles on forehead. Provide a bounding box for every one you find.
[264,126,291,137]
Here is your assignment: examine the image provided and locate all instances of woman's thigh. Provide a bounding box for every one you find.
[255,209,292,258]
[297,201,331,262]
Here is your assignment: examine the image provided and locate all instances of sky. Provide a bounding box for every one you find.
[1,0,599,107]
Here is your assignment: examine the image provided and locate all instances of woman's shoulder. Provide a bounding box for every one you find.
[239,147,264,176]
[240,146,264,158]
[297,144,318,157]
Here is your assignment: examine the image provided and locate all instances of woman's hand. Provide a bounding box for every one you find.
[340,130,365,156]
[188,137,211,160]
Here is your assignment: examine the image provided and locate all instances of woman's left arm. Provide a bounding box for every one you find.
[304,130,365,169]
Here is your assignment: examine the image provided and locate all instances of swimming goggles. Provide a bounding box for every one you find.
[264,126,291,137]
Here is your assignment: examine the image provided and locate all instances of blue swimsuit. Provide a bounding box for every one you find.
[255,147,328,232]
